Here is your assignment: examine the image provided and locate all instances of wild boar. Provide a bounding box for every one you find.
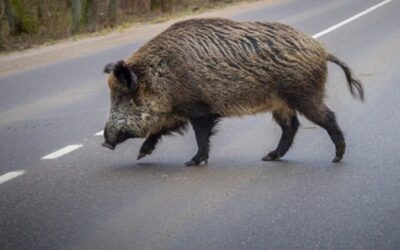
[102,18,364,166]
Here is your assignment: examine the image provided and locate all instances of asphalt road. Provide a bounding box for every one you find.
[1,0,400,249]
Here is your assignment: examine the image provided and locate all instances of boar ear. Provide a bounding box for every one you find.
[112,61,138,91]
[103,63,115,73]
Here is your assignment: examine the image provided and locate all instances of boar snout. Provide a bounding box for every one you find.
[102,127,117,150]
[102,121,137,150]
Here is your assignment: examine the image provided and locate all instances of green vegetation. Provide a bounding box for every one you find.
[0,0,248,52]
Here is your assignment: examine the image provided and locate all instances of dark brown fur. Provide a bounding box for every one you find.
[102,18,364,165]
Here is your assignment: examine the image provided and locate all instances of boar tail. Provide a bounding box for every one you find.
[327,53,364,101]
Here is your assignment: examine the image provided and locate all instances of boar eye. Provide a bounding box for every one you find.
[105,60,138,91]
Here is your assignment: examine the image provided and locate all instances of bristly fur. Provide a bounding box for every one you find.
[104,18,364,164]
[126,18,330,119]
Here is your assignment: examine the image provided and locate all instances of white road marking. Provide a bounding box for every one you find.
[95,130,104,136]
[41,144,83,160]
[312,0,392,39]
[0,170,26,185]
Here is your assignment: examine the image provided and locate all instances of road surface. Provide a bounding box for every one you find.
[1,0,399,249]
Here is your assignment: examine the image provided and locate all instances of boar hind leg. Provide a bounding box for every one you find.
[185,115,219,167]
[263,110,299,161]
[300,103,345,163]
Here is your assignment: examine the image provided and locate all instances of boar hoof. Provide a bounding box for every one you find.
[137,145,155,160]
[262,151,281,161]
[332,156,343,163]
[137,152,148,160]
[185,160,197,167]
[185,157,208,167]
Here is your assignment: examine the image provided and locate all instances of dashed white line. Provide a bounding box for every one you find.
[41,144,83,160]
[312,0,392,39]
[0,170,26,185]
[95,130,104,136]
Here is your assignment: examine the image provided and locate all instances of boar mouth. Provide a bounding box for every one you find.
[102,141,115,150]
[101,130,137,150]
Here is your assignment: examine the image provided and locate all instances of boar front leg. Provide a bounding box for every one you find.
[185,114,219,167]
[137,122,188,160]
[137,133,162,160]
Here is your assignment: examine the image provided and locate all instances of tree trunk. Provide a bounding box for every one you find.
[83,0,98,32]
[4,0,17,34]
[4,0,36,35]
[151,0,167,12]
[0,1,4,50]
[36,0,42,24]
[107,0,118,26]
[36,0,51,25]
[70,0,81,33]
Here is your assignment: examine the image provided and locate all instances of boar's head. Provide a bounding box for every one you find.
[101,60,161,150]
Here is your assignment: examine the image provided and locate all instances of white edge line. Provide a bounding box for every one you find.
[95,130,104,136]
[0,170,26,185]
[42,144,83,160]
[312,0,392,39]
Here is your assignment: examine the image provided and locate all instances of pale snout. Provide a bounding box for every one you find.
[101,121,137,150]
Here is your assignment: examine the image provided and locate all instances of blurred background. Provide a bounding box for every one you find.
[0,0,245,52]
